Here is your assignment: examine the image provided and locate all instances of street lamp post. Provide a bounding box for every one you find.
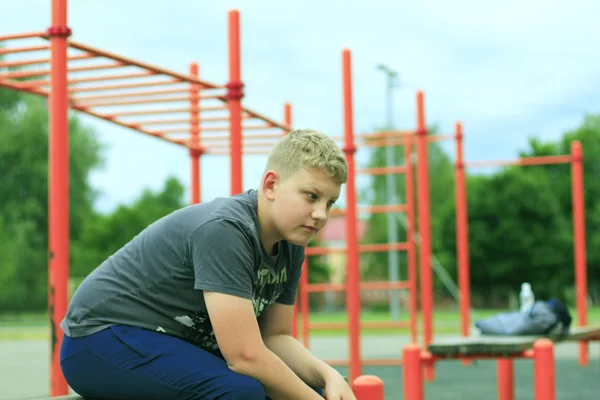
[376,64,401,320]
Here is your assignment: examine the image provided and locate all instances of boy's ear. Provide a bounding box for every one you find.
[261,170,279,200]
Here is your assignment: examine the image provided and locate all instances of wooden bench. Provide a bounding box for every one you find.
[428,325,600,357]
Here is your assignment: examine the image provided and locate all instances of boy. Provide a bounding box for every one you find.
[59,129,356,400]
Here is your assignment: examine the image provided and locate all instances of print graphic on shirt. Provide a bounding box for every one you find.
[173,264,288,354]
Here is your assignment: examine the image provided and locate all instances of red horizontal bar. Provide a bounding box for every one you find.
[1,61,126,79]
[73,105,188,147]
[67,71,154,85]
[322,358,403,367]
[207,149,271,156]
[360,138,410,148]
[357,129,413,139]
[198,133,284,143]
[68,78,181,93]
[0,78,191,149]
[199,124,275,133]
[465,155,571,168]
[429,134,454,142]
[357,166,407,175]
[109,105,228,119]
[204,149,271,156]
[0,77,48,94]
[200,114,254,123]
[73,87,191,102]
[0,31,48,41]
[330,204,407,216]
[131,118,190,126]
[76,95,193,107]
[105,107,190,117]
[309,321,411,330]
[0,45,48,55]
[242,107,289,132]
[0,53,94,69]
[305,280,411,293]
[66,40,220,90]
[306,242,408,255]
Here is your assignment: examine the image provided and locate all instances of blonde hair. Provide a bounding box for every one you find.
[265,129,348,184]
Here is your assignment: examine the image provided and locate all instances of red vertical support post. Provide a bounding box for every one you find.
[47,0,70,395]
[352,375,384,400]
[284,102,299,339]
[284,102,292,132]
[189,62,201,204]
[496,359,514,400]
[415,91,434,381]
[227,9,244,195]
[533,339,556,400]
[454,122,470,340]
[300,259,310,347]
[402,344,424,400]
[404,134,418,343]
[342,48,361,382]
[571,140,588,366]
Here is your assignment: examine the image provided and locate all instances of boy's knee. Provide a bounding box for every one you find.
[227,375,265,399]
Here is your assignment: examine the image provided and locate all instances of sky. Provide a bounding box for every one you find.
[2,0,600,213]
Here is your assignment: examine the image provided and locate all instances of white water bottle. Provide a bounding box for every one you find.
[519,282,535,313]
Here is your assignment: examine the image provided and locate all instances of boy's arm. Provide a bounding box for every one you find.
[258,302,350,392]
[204,291,323,400]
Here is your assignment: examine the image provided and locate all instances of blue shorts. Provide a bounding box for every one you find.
[60,325,323,399]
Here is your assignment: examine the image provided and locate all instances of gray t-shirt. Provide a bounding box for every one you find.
[61,189,304,355]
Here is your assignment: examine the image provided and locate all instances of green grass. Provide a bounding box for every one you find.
[2,307,599,341]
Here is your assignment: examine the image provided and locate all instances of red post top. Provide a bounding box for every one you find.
[571,141,583,162]
[455,121,463,140]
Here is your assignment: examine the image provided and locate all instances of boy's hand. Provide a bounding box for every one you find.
[323,371,357,400]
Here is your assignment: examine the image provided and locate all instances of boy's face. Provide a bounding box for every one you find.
[265,167,341,247]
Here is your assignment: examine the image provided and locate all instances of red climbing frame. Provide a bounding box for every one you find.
[294,51,458,381]
[0,1,291,395]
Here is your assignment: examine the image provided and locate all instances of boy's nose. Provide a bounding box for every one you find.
[312,206,328,221]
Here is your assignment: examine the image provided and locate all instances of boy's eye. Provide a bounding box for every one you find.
[306,192,317,200]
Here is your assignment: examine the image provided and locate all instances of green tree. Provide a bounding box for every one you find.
[438,114,600,307]
[521,115,600,303]
[0,89,103,311]
[71,177,186,278]
[440,165,572,306]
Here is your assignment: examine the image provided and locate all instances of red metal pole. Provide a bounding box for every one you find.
[48,0,70,395]
[497,359,514,400]
[415,91,434,381]
[404,134,418,343]
[189,62,201,204]
[352,375,384,400]
[284,102,292,133]
[227,9,244,195]
[301,258,310,347]
[283,102,299,339]
[402,343,423,400]
[342,48,361,382]
[533,339,556,400]
[454,122,470,340]
[571,141,588,366]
